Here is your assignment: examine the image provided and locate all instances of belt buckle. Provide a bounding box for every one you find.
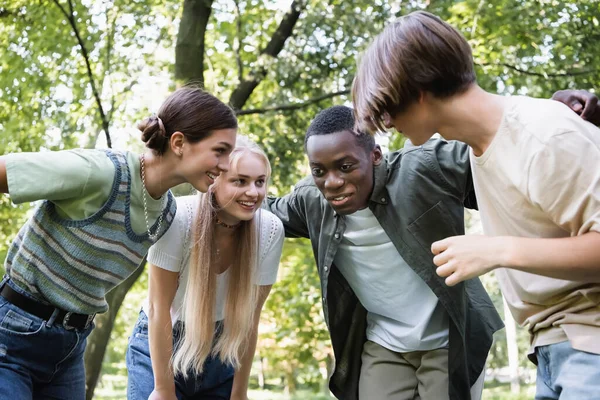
[62,312,95,330]
[62,312,75,330]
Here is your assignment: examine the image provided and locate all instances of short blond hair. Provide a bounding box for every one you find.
[352,11,476,133]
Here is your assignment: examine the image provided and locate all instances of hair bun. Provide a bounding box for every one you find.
[138,115,168,152]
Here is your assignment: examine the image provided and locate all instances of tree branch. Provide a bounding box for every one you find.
[479,62,596,78]
[52,0,112,147]
[229,0,307,110]
[236,90,350,116]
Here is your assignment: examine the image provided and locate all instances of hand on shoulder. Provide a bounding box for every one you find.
[552,89,600,126]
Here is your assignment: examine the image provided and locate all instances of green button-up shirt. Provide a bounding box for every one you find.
[267,139,503,400]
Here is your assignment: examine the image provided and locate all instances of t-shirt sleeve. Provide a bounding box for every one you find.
[527,130,600,235]
[256,213,284,286]
[5,149,114,204]
[147,197,190,272]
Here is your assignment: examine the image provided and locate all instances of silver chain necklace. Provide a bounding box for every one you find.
[139,154,165,242]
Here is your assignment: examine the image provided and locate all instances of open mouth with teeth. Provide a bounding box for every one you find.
[328,193,353,207]
[206,171,218,183]
[237,200,257,211]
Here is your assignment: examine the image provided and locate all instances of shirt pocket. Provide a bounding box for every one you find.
[407,201,459,252]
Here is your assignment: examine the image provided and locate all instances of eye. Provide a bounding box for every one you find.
[234,178,245,185]
[311,168,324,177]
[340,164,353,171]
[256,179,265,187]
[215,147,226,155]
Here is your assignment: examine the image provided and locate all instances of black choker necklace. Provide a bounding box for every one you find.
[216,217,240,229]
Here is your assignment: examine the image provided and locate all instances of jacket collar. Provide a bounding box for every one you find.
[369,156,389,205]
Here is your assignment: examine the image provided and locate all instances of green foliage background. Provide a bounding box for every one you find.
[1,0,599,397]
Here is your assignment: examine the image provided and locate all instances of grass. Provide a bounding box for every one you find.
[94,372,535,400]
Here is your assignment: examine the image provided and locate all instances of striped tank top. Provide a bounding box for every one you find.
[5,150,177,314]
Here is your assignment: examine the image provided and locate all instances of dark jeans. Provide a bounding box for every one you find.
[126,311,234,400]
[0,277,93,400]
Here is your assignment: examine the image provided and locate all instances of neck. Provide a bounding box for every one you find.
[140,151,183,199]
[216,210,241,228]
[434,85,508,156]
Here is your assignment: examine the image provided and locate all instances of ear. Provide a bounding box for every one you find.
[170,132,185,156]
[372,144,383,166]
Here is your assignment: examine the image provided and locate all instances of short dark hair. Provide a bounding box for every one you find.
[304,105,376,152]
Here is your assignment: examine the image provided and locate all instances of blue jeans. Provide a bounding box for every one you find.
[0,278,93,400]
[126,311,234,400]
[535,340,600,400]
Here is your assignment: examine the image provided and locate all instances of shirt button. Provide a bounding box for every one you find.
[381,198,386,203]
[324,266,328,272]
[323,297,327,303]
[334,233,340,239]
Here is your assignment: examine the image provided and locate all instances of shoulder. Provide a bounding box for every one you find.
[290,175,325,204]
[292,175,318,192]
[174,194,199,222]
[508,96,593,144]
[385,138,469,170]
[257,208,285,240]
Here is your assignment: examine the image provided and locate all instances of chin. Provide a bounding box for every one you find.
[193,182,209,193]
[231,211,256,222]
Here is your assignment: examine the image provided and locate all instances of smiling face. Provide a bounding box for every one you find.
[213,151,268,225]
[180,128,237,192]
[306,130,382,215]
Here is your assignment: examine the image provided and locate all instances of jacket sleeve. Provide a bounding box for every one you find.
[265,188,311,239]
[428,140,478,210]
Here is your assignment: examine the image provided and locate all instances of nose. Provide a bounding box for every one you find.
[324,172,344,190]
[245,184,258,199]
[217,155,229,173]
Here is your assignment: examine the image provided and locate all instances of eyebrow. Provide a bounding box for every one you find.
[233,174,267,179]
[310,155,356,166]
[216,142,233,150]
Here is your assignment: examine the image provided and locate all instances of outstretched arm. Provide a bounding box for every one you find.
[432,233,600,286]
[147,264,179,400]
[433,126,600,286]
[266,189,311,238]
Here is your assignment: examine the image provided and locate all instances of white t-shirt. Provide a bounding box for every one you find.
[333,207,449,353]
[143,195,285,323]
[470,96,600,354]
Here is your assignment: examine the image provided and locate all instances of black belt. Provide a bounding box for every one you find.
[0,284,95,330]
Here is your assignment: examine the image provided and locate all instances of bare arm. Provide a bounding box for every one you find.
[505,232,600,281]
[433,232,600,286]
[230,285,273,400]
[147,264,179,400]
[0,157,7,194]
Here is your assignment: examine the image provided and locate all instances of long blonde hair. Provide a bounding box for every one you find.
[171,136,272,378]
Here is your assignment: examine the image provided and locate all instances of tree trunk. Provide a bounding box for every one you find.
[503,296,520,394]
[284,365,297,395]
[175,0,214,85]
[84,261,146,400]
